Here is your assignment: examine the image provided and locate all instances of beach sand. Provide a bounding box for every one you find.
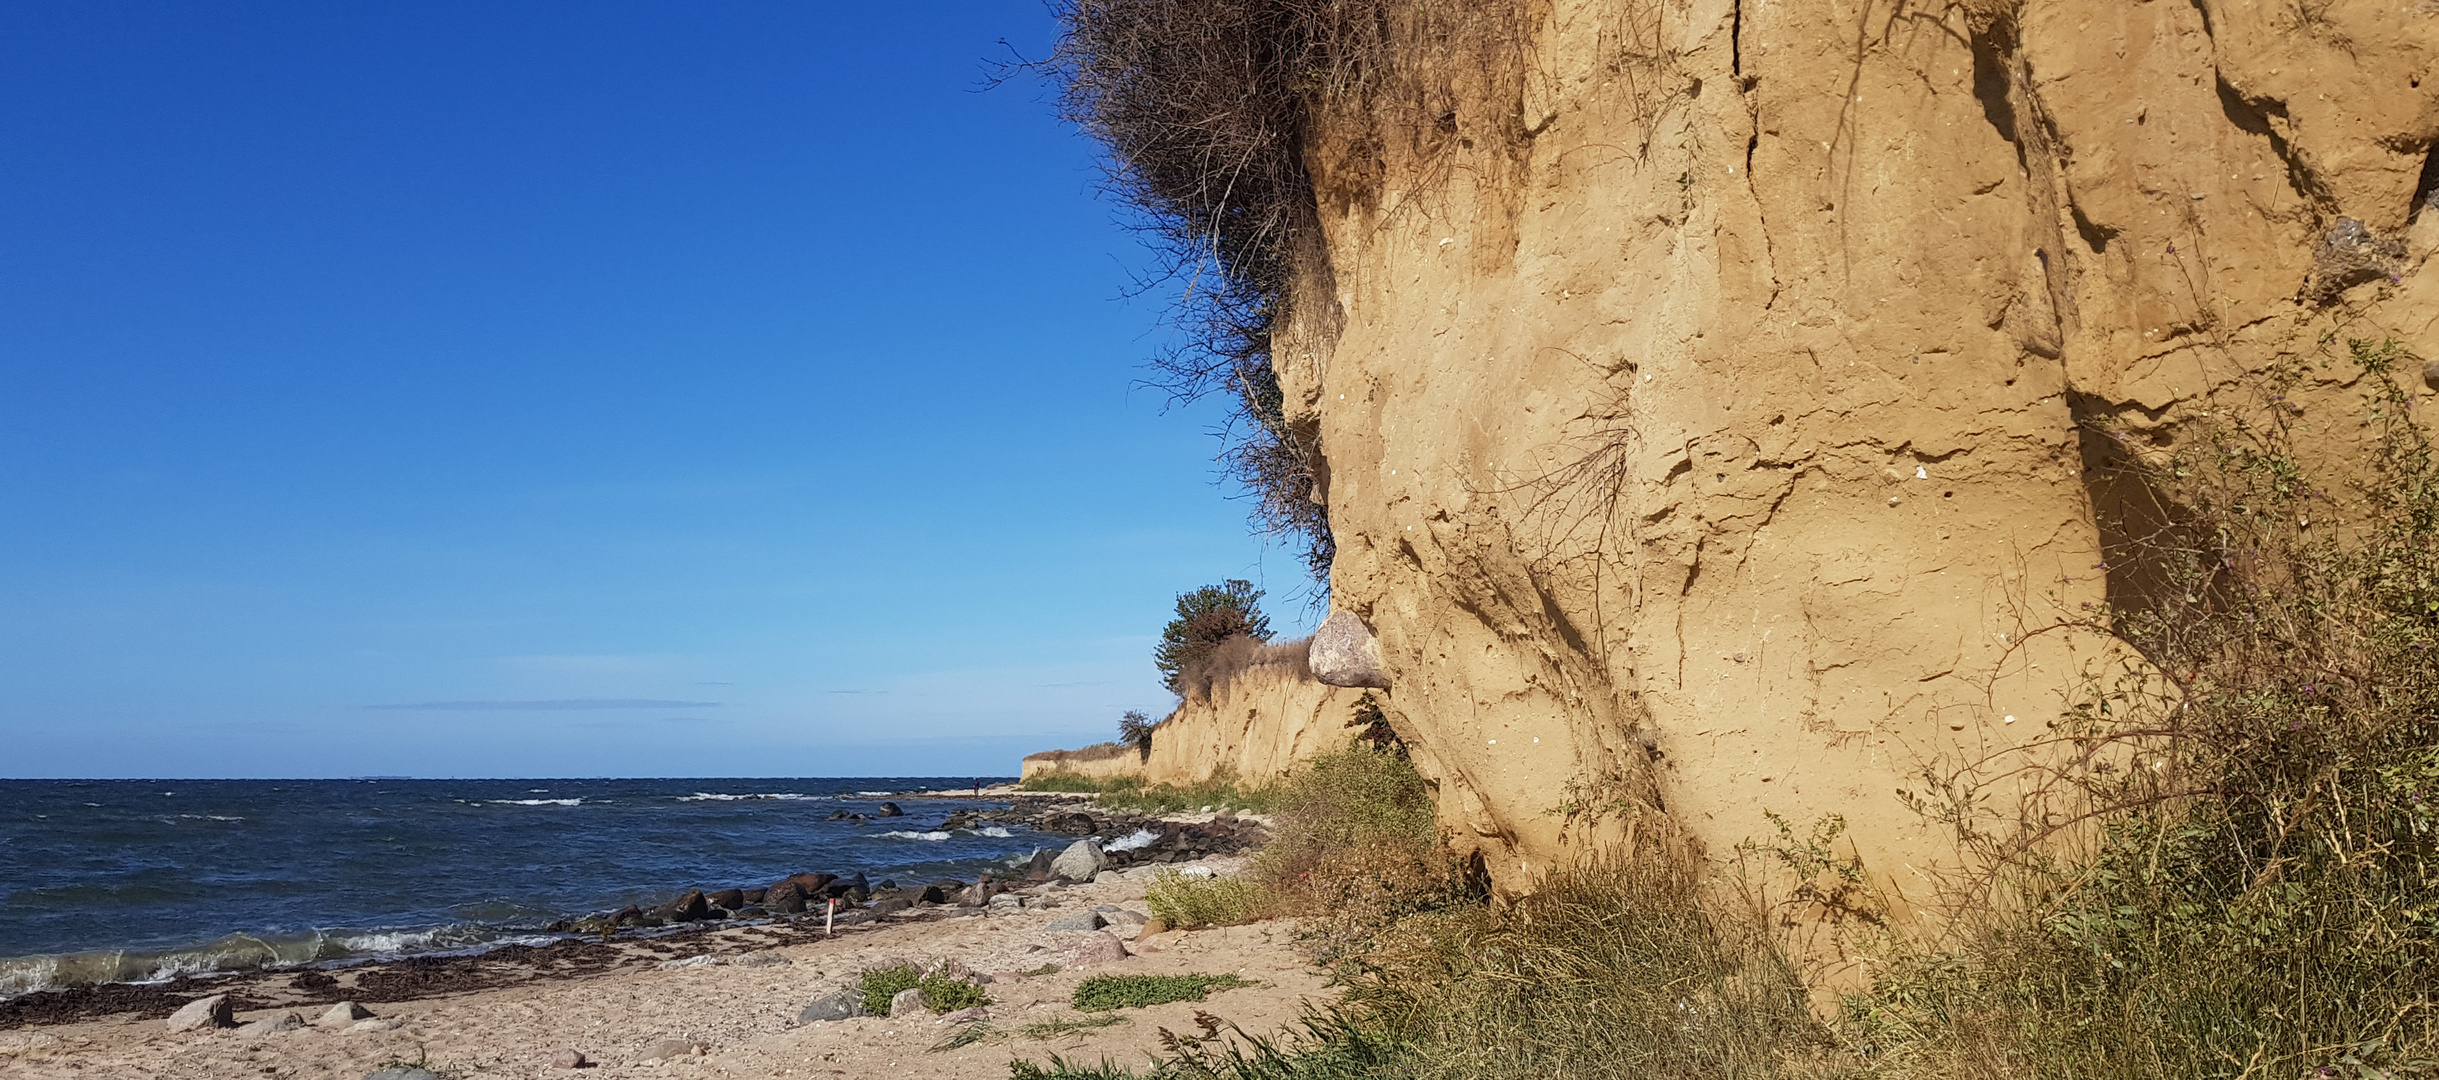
[0,855,1329,1079]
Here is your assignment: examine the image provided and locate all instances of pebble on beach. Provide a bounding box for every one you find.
[549,1048,590,1069]
[319,1001,373,1024]
[637,1037,701,1063]
[237,1011,306,1035]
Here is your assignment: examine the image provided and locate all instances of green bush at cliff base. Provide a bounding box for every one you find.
[1248,744,1466,955]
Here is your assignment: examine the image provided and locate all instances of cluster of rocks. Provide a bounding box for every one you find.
[1089,814,1263,870]
[164,995,396,1035]
[545,803,1261,935]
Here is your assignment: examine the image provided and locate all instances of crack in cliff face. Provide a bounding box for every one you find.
[2214,76,2336,221]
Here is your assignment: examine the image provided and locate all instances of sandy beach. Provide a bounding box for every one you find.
[0,851,1326,1080]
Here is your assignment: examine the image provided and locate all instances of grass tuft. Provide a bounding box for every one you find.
[858,962,992,1017]
[1144,870,1272,929]
[1073,974,1257,1012]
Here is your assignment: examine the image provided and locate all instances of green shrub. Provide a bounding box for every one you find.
[1250,744,1464,947]
[1144,870,1273,929]
[858,963,992,1016]
[1073,974,1256,1012]
[1155,580,1273,693]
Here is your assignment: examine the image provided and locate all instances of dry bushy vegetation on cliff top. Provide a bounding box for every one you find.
[1046,0,1528,582]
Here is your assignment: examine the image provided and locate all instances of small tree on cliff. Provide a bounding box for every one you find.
[1118,709,1157,761]
[1154,579,1273,694]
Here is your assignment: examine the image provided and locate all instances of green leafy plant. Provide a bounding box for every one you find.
[1074,974,1257,1012]
[859,963,992,1016]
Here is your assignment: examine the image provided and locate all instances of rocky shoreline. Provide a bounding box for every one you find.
[0,792,1262,1032]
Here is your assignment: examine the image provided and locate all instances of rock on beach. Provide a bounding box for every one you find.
[164,994,234,1032]
[796,989,865,1023]
[1051,838,1106,882]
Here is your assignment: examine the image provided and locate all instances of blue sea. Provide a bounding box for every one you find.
[0,778,1034,997]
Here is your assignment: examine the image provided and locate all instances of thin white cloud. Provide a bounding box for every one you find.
[367,698,723,711]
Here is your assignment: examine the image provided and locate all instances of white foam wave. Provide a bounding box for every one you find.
[489,798,581,806]
[1103,828,1161,853]
[979,826,1012,838]
[876,830,952,842]
[331,929,448,954]
[677,792,816,802]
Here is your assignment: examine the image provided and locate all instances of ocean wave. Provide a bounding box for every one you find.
[176,814,244,822]
[979,827,1012,838]
[875,830,952,842]
[0,924,559,998]
[677,792,815,802]
[488,798,582,806]
[1103,828,1161,853]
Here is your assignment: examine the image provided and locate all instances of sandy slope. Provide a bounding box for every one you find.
[0,856,1329,1079]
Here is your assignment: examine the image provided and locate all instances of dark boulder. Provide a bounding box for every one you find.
[661,890,709,922]
[876,802,904,817]
[707,888,744,910]
[611,905,644,926]
[824,873,868,899]
[741,887,766,905]
[764,880,807,914]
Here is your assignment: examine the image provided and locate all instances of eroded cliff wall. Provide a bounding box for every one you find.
[1283,0,2439,911]
[1023,661,1372,786]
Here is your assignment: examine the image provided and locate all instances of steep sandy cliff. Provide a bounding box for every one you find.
[1023,658,1372,786]
[1279,0,2439,913]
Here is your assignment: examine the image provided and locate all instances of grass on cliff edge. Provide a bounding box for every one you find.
[1014,341,2439,1079]
[1017,770,1283,815]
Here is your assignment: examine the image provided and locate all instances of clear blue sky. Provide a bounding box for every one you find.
[0,2,1313,779]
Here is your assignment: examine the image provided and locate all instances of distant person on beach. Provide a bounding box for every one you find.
[971,778,981,796]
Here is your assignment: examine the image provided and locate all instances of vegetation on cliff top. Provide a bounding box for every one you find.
[1045,0,1526,584]
[1155,579,1273,694]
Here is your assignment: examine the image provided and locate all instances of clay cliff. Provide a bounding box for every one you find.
[1268,0,2439,912]
[1023,649,1372,786]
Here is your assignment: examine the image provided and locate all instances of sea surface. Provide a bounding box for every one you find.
[0,777,1035,997]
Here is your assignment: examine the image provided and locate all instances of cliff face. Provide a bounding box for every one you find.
[1023,660,1371,786]
[1283,0,2439,907]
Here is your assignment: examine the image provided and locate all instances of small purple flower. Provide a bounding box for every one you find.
[2303,685,2316,695]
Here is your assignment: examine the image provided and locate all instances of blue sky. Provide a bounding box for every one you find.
[0,2,1312,778]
